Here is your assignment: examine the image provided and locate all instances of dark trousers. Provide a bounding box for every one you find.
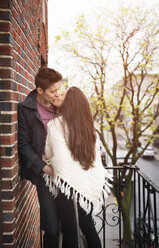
[58,191,102,248]
[36,177,59,248]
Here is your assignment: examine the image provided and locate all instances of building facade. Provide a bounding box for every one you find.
[0,0,48,247]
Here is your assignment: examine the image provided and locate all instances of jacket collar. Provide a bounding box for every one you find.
[22,89,37,110]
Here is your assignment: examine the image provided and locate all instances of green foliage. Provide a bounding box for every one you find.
[55,35,61,42]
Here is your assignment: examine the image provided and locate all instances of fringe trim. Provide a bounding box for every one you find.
[43,170,113,215]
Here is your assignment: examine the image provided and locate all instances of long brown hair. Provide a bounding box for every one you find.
[59,87,96,170]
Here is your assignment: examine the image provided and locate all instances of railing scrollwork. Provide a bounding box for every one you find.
[92,166,159,248]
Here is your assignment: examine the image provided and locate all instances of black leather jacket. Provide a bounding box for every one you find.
[18,89,46,185]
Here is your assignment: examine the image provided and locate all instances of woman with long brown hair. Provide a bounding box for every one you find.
[43,86,112,248]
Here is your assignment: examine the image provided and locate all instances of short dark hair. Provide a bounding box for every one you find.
[35,67,62,90]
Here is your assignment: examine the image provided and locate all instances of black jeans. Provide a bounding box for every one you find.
[58,191,101,248]
[36,177,59,248]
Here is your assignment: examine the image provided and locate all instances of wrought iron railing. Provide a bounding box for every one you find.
[134,168,159,248]
[94,165,159,248]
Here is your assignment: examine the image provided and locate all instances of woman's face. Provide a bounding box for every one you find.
[53,90,68,107]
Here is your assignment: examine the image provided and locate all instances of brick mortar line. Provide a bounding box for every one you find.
[15,185,36,226]
[0,88,16,93]
[12,17,40,63]
[0,100,18,102]
[0,66,13,70]
[2,208,15,213]
[1,154,16,159]
[3,218,15,224]
[15,180,31,204]
[0,80,35,93]
[0,29,38,78]
[0,38,39,80]
[0,89,21,92]
[0,122,17,125]
[0,55,13,58]
[0,43,12,47]
[0,86,35,94]
[2,242,15,246]
[0,90,29,95]
[15,23,40,56]
[15,192,39,245]
[24,200,40,248]
[0,65,35,83]
[1,161,18,171]
[1,154,18,160]
[0,91,33,98]
[0,144,17,147]
[2,198,15,202]
[0,20,10,23]
[2,173,18,181]
[0,66,35,88]
[1,156,18,162]
[14,182,32,209]
[15,60,37,80]
[0,31,10,34]
[0,9,11,12]
[1,163,18,170]
[0,133,17,137]
[0,111,17,114]
[3,231,15,235]
[0,162,18,169]
[13,45,39,77]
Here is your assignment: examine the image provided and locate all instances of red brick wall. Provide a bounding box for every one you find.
[0,0,48,247]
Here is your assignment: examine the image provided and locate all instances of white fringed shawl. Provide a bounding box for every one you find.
[43,117,113,214]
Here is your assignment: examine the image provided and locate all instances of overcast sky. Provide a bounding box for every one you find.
[48,0,158,37]
[48,0,159,81]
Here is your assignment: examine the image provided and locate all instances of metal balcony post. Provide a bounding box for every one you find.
[73,194,81,248]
